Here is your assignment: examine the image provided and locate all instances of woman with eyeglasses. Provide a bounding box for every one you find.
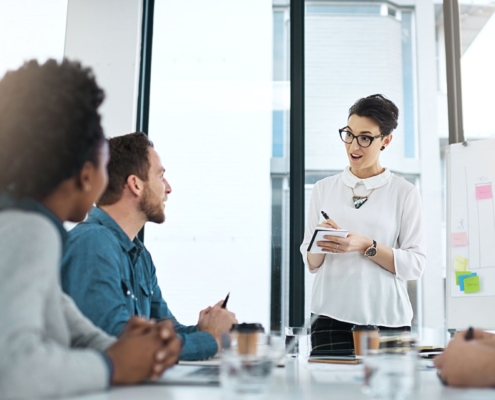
[300,94,426,356]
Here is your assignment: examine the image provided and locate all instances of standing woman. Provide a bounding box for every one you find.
[300,94,426,355]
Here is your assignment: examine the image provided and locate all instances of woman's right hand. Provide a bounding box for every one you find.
[317,217,341,230]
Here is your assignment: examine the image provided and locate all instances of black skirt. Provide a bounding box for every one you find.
[310,314,411,356]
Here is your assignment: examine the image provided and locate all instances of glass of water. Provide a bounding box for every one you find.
[221,324,277,398]
[285,326,310,359]
[362,332,419,400]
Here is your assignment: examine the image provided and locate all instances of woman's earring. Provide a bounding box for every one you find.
[380,146,385,151]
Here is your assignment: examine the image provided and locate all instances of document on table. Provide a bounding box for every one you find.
[307,228,349,254]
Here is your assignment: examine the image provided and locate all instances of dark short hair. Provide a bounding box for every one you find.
[0,59,105,200]
[348,94,399,135]
[97,132,154,206]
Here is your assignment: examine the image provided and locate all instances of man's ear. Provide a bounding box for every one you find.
[75,161,94,192]
[126,174,144,197]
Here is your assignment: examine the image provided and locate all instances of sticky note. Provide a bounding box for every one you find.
[476,184,493,200]
[451,232,468,247]
[459,273,477,291]
[455,271,472,285]
[464,276,480,294]
[454,255,469,271]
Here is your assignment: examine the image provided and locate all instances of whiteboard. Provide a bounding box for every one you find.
[447,139,495,330]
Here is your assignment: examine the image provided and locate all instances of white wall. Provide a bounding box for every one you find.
[0,0,67,78]
[64,0,142,138]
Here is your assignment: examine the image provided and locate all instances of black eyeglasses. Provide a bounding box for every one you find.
[339,128,383,148]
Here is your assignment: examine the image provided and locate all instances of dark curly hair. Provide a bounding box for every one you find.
[348,94,399,136]
[0,59,106,200]
[97,132,154,206]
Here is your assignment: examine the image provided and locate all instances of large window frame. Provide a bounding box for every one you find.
[135,0,466,331]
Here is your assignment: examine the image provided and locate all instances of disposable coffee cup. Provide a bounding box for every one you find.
[231,323,265,355]
[352,325,380,356]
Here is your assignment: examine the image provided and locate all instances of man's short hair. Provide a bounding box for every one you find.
[0,59,105,200]
[97,132,154,206]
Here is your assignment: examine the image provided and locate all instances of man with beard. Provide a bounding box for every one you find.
[61,132,237,361]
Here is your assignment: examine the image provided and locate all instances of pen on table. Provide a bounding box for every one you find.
[321,210,330,220]
[465,326,474,341]
[221,292,230,309]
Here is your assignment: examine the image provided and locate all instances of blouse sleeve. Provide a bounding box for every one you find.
[392,187,427,281]
[300,182,322,274]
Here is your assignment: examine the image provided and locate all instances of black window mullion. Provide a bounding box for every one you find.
[289,0,305,328]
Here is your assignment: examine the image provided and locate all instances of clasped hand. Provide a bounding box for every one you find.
[316,217,371,254]
[105,316,182,385]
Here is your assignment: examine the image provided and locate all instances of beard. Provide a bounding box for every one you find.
[139,184,165,224]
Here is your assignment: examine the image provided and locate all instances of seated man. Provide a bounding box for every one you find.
[61,132,237,361]
[435,328,495,387]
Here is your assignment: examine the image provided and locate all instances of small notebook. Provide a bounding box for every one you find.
[307,227,349,254]
[308,356,361,365]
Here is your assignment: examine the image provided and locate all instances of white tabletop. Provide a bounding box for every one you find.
[57,359,495,400]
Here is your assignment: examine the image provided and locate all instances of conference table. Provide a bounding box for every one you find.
[57,358,495,400]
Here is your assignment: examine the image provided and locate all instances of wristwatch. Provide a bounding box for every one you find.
[364,240,377,257]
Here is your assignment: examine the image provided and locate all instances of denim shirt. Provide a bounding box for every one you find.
[61,207,218,361]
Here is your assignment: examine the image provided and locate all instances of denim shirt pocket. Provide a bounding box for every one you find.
[121,279,137,314]
[138,280,153,318]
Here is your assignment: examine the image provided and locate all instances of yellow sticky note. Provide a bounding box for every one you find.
[454,255,468,271]
[464,276,480,294]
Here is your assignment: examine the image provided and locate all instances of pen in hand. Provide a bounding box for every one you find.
[221,292,230,309]
[321,210,330,220]
[465,326,474,341]
[438,326,475,386]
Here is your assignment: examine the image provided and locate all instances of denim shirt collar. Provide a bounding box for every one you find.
[0,194,68,245]
[88,207,143,254]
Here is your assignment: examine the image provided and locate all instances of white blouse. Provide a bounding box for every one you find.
[300,167,426,327]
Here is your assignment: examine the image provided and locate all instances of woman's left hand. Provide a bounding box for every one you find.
[317,232,372,254]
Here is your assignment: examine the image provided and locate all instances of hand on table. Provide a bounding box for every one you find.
[434,335,495,387]
[105,316,181,384]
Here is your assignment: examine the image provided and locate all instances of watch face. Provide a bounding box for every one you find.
[366,248,377,257]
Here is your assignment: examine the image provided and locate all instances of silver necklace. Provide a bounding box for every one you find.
[351,187,375,209]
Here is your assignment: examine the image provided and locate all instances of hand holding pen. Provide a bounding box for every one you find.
[319,210,341,229]
[435,326,485,386]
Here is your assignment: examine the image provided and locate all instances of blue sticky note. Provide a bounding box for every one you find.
[459,273,477,291]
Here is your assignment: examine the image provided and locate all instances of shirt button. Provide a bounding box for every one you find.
[126,290,130,295]
[151,291,154,295]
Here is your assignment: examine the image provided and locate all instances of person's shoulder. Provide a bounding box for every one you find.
[0,210,59,243]
[315,172,343,188]
[0,210,60,275]
[389,174,417,194]
[67,219,119,249]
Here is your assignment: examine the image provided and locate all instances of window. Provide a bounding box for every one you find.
[146,1,283,330]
